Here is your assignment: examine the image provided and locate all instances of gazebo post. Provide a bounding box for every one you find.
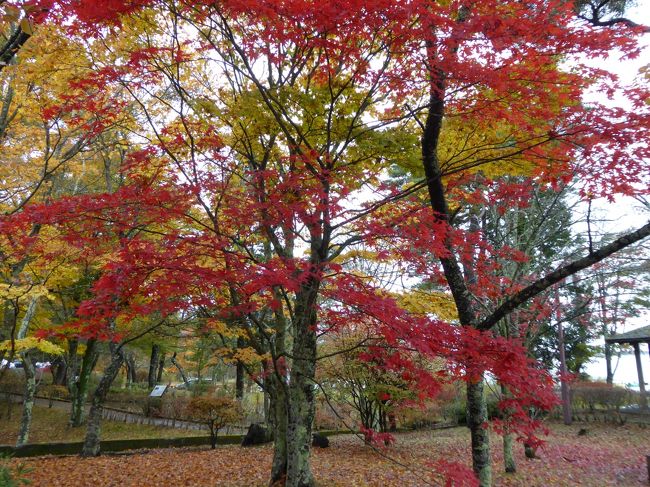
[633,342,648,410]
[605,326,650,413]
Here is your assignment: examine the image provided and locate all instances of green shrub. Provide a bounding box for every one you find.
[441,394,501,426]
[571,381,632,412]
[0,371,23,395]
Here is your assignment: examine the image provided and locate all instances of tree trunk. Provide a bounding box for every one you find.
[209,423,217,449]
[50,356,68,386]
[81,347,125,457]
[125,351,137,386]
[605,343,613,385]
[419,34,493,484]
[70,339,98,427]
[503,432,516,473]
[170,352,190,388]
[555,291,572,425]
[467,379,491,487]
[148,344,160,388]
[268,374,288,484]
[16,353,35,447]
[156,353,166,383]
[66,339,79,393]
[285,284,319,487]
[264,378,271,425]
[236,337,245,400]
[500,319,517,474]
[15,297,38,447]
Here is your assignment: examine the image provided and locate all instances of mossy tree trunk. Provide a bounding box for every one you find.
[170,352,190,389]
[69,339,98,427]
[16,352,35,447]
[268,373,288,484]
[81,346,124,457]
[467,379,491,486]
[124,351,137,386]
[156,353,165,383]
[15,297,38,447]
[285,280,320,487]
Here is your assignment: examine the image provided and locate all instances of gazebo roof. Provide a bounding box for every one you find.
[605,325,650,344]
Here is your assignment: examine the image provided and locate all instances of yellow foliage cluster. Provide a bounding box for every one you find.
[0,337,64,355]
[218,346,267,366]
[393,290,458,322]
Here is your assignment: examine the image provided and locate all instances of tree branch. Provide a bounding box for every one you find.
[478,220,650,330]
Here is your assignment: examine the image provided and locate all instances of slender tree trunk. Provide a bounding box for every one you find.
[81,347,124,457]
[264,378,271,425]
[70,339,98,427]
[605,343,613,385]
[209,423,218,449]
[467,379,491,487]
[16,353,35,447]
[125,351,137,386]
[266,290,289,484]
[285,284,319,487]
[66,339,79,393]
[419,28,492,484]
[51,356,68,386]
[558,321,572,425]
[170,352,190,388]
[503,432,515,473]
[236,337,245,400]
[15,297,38,447]
[148,344,160,388]
[499,382,516,474]
[156,353,166,383]
[555,290,572,425]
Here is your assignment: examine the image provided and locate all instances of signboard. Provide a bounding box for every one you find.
[149,384,168,397]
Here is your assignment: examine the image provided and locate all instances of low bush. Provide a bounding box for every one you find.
[161,394,191,419]
[143,397,163,417]
[183,396,243,448]
[398,402,442,430]
[571,381,632,412]
[0,371,23,395]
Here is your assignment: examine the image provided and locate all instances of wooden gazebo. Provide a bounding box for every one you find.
[605,325,650,410]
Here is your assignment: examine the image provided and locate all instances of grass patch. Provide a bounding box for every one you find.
[0,404,204,445]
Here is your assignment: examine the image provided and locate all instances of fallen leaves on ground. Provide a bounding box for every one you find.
[9,423,649,486]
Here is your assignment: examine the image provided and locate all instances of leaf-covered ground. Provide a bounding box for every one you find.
[0,404,203,444]
[9,423,649,486]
